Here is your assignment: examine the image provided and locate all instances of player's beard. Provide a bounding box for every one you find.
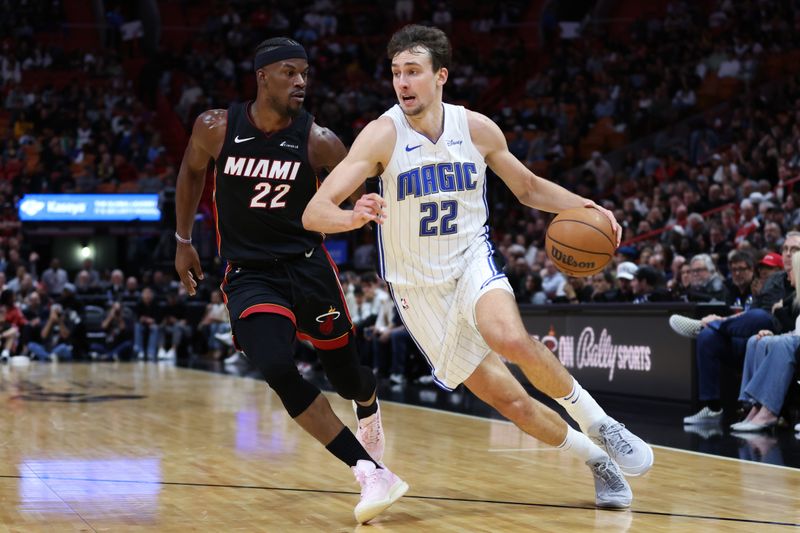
[268,93,302,118]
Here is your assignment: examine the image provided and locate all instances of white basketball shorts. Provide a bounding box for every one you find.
[387,250,513,390]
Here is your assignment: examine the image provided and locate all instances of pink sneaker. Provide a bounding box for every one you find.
[352,460,408,524]
[354,401,385,463]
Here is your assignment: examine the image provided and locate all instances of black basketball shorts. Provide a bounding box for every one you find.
[221,246,353,350]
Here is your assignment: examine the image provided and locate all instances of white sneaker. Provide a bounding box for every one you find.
[669,314,703,338]
[215,331,233,347]
[9,355,30,366]
[157,347,167,360]
[224,351,243,365]
[683,406,723,424]
[389,373,405,385]
[0,349,8,363]
[586,456,632,509]
[795,422,800,432]
[589,417,654,477]
[354,401,385,463]
[352,460,408,524]
[165,347,176,360]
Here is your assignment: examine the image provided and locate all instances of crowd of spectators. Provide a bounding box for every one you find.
[1,2,800,395]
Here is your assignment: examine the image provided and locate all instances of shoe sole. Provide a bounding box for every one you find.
[596,498,631,510]
[354,480,409,524]
[618,444,654,477]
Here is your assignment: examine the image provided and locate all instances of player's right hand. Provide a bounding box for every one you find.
[352,193,387,228]
[175,243,204,296]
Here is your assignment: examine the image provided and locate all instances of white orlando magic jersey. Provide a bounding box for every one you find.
[377,103,491,286]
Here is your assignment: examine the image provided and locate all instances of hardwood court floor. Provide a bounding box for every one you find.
[0,362,799,532]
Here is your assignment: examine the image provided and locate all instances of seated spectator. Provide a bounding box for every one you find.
[632,266,672,303]
[752,252,783,295]
[105,269,125,303]
[674,232,800,424]
[590,270,617,302]
[0,306,20,361]
[729,252,800,432]
[133,287,161,360]
[41,258,67,296]
[686,253,728,302]
[21,290,47,353]
[609,262,637,302]
[27,301,77,361]
[101,301,134,360]
[199,289,230,360]
[524,273,548,304]
[541,259,566,301]
[667,260,692,301]
[159,290,189,360]
[725,251,755,309]
[562,276,594,303]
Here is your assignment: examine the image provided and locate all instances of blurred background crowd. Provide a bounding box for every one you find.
[0,0,799,388]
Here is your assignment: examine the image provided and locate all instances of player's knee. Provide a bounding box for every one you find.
[494,394,533,423]
[268,369,321,418]
[486,329,531,361]
[327,364,375,401]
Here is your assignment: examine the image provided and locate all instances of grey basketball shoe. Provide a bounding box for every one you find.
[587,456,632,509]
[589,417,654,477]
[669,314,703,338]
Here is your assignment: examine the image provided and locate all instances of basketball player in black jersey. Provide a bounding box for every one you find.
[174,38,407,524]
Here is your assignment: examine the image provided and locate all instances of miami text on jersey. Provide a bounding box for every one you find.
[223,156,301,180]
[396,162,478,201]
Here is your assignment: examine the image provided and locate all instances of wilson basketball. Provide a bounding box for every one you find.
[545,207,616,277]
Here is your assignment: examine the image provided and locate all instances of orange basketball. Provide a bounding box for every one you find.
[545,207,616,277]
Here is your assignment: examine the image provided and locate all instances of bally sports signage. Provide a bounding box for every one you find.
[519,304,696,401]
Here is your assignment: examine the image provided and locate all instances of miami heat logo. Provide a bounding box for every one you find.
[316,306,341,335]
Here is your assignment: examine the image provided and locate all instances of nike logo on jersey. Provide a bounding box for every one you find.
[304,249,314,258]
[234,136,255,143]
[280,141,300,149]
[405,144,422,152]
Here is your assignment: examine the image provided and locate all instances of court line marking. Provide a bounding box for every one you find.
[0,473,796,528]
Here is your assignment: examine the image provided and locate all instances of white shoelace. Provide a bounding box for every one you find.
[360,416,382,445]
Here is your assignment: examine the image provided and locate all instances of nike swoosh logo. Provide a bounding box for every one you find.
[234,136,255,143]
[304,249,314,258]
[405,144,422,152]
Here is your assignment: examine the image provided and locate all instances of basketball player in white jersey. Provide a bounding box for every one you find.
[303,24,653,509]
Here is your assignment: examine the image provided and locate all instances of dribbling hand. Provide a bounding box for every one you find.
[584,200,621,247]
[352,193,387,229]
[175,243,204,297]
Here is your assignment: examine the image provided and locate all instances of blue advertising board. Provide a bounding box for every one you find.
[18,194,161,222]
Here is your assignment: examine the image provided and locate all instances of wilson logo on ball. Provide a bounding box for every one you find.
[550,245,596,270]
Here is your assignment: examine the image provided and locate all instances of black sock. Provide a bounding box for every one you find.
[325,428,381,468]
[706,400,721,411]
[355,397,378,419]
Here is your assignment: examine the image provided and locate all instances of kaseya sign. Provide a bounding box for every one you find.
[519,308,694,401]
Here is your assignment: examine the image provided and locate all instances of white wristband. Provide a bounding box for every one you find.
[175,232,192,244]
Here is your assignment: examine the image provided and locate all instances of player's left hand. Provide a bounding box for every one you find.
[353,193,387,227]
[584,200,621,246]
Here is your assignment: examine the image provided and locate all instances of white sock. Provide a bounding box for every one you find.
[555,378,607,434]
[557,425,607,462]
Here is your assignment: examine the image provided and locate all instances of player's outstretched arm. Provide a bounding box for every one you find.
[174,109,225,296]
[468,110,621,244]
[303,118,395,234]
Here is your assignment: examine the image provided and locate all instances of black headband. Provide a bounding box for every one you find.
[254,45,308,70]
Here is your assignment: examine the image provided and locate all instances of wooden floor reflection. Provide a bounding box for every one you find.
[0,362,798,532]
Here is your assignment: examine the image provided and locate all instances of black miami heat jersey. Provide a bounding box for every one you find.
[214,102,321,262]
